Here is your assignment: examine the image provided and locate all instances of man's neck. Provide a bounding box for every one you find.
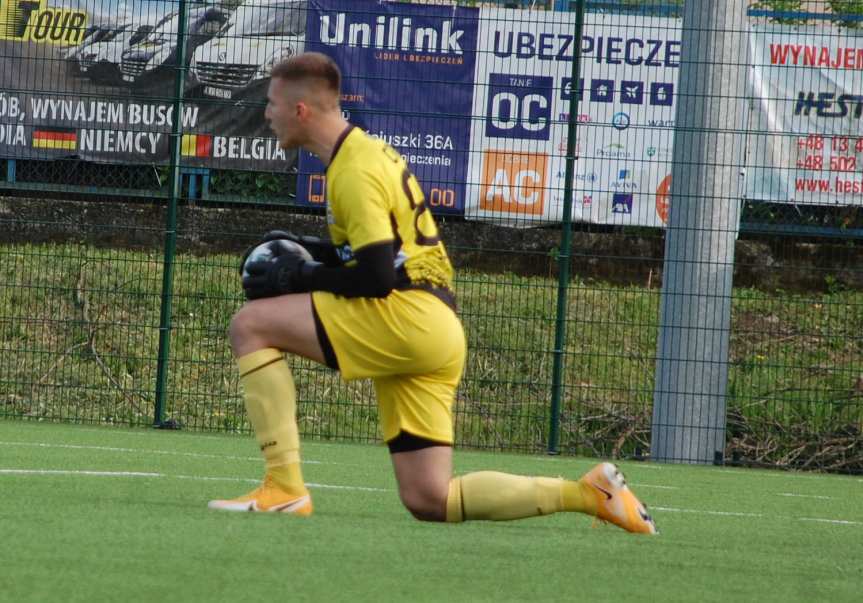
[305,114,351,166]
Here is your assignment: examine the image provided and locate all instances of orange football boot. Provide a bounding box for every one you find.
[579,462,657,534]
[208,474,313,515]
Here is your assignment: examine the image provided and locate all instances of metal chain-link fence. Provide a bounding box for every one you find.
[2,0,862,472]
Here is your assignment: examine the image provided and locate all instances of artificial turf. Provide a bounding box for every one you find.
[1,421,861,602]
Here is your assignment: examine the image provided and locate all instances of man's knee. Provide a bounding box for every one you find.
[229,304,279,354]
[229,306,258,351]
[399,487,448,522]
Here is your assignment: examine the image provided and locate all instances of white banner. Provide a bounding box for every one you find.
[465,8,681,227]
[747,24,863,206]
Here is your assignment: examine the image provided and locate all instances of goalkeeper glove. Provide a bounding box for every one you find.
[241,239,321,300]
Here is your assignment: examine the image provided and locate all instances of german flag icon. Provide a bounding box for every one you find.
[182,134,213,158]
[32,128,77,150]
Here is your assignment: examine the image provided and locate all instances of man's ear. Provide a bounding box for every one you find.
[298,100,314,118]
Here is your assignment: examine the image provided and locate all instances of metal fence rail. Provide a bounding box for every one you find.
[2,0,862,472]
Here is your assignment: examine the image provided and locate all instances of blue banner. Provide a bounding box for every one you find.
[297,0,478,214]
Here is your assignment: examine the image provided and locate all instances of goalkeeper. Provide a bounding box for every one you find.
[209,52,656,534]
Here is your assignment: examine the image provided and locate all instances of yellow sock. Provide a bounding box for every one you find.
[269,464,306,496]
[561,479,598,515]
[446,472,597,522]
[238,348,306,496]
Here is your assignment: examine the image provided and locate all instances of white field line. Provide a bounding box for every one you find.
[1,440,855,502]
[777,492,833,500]
[539,463,859,481]
[536,463,854,482]
[40,427,164,438]
[4,430,857,482]
[717,468,860,483]
[652,506,764,519]
[652,505,863,526]
[531,457,664,470]
[0,468,391,492]
[2,440,857,499]
[1,468,860,526]
[798,517,862,526]
[170,473,390,492]
[0,469,162,478]
[0,441,320,465]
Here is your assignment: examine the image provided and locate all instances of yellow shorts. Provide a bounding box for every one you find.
[311,289,466,444]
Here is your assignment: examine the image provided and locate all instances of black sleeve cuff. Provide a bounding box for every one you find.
[305,241,395,298]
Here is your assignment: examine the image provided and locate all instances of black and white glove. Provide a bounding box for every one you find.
[240,239,321,300]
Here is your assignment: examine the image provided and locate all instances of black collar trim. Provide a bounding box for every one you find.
[329,124,356,166]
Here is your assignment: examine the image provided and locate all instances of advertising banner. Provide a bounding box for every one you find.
[464,8,682,227]
[0,0,305,168]
[296,0,478,215]
[746,24,863,206]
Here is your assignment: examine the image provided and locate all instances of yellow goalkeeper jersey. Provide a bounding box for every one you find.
[324,126,454,293]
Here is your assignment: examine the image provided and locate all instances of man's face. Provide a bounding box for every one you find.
[265,78,303,149]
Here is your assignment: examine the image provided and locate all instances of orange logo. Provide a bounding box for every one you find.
[656,174,671,224]
[479,150,548,215]
[308,174,327,204]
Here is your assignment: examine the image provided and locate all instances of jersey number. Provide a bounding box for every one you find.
[382,145,441,247]
[400,169,440,247]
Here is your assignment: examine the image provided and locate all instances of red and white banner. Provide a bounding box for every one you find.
[746,24,863,206]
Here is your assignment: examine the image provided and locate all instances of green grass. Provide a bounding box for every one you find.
[1,421,862,602]
[1,243,863,468]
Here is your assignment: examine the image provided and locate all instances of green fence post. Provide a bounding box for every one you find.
[153,0,189,427]
[548,0,586,454]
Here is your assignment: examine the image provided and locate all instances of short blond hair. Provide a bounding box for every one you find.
[271,52,341,95]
